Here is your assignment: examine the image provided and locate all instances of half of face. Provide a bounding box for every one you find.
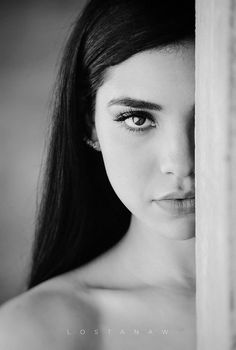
[92,43,195,240]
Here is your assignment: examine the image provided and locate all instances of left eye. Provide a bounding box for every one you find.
[125,116,150,127]
[115,111,156,132]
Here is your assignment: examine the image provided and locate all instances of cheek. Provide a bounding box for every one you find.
[97,126,151,211]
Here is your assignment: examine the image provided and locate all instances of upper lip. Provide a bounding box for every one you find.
[156,191,195,200]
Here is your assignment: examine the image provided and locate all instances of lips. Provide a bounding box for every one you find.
[157,191,195,200]
[153,192,195,216]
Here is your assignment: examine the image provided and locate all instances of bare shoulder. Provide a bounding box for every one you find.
[0,276,101,350]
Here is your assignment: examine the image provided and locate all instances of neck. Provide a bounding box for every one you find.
[115,215,196,292]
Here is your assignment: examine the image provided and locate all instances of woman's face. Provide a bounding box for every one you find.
[94,43,195,240]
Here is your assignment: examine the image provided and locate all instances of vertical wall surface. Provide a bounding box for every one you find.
[0,0,86,304]
[230,1,236,347]
[196,0,236,348]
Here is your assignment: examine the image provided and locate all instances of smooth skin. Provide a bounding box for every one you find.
[0,43,196,350]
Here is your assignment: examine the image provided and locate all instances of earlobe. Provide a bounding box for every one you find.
[84,124,101,152]
[84,138,101,151]
[84,113,101,151]
[91,126,101,149]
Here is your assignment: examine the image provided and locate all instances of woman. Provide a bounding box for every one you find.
[0,0,196,349]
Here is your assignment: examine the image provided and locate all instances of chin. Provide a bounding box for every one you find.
[163,229,195,241]
[146,212,195,241]
[161,215,195,240]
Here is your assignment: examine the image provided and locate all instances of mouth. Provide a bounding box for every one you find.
[157,191,195,200]
[153,192,195,216]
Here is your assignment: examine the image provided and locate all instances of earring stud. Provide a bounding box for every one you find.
[83,137,101,151]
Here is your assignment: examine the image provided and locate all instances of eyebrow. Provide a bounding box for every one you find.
[107,97,163,111]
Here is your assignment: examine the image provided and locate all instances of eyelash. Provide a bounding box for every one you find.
[113,109,157,133]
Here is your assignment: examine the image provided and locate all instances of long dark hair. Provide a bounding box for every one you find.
[28,0,195,288]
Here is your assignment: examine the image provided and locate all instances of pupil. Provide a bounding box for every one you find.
[133,116,145,126]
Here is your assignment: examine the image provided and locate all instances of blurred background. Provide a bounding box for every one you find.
[0,0,86,304]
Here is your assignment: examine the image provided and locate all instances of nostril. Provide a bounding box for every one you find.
[160,159,194,178]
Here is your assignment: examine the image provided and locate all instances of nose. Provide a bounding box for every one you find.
[159,124,194,179]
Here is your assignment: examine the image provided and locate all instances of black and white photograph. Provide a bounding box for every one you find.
[0,0,236,349]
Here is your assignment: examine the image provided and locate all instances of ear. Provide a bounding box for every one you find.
[85,113,98,140]
[86,124,101,152]
[90,124,99,143]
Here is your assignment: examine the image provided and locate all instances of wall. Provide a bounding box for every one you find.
[196,0,236,348]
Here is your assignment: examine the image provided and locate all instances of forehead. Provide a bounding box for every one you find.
[97,44,195,110]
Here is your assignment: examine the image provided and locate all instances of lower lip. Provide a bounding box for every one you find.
[153,198,195,216]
